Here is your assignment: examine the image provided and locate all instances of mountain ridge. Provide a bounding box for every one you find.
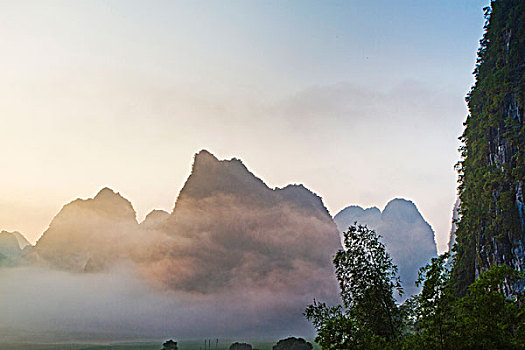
[334,198,437,298]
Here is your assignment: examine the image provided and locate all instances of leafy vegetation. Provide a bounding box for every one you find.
[453,0,525,295]
[305,225,525,349]
[272,337,313,350]
[305,224,404,349]
[162,339,179,350]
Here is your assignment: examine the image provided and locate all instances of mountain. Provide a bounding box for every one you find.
[453,0,525,296]
[161,150,341,296]
[334,198,437,298]
[140,209,170,230]
[26,150,341,335]
[31,187,141,271]
[0,231,30,266]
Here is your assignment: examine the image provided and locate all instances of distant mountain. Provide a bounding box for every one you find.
[31,187,141,271]
[4,230,30,249]
[26,150,341,334]
[162,150,340,296]
[140,209,170,230]
[0,230,30,266]
[334,198,437,298]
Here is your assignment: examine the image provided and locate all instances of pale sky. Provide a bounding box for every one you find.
[0,0,489,252]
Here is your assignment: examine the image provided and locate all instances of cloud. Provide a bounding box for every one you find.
[275,81,464,131]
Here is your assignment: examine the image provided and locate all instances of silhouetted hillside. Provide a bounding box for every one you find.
[334,198,437,297]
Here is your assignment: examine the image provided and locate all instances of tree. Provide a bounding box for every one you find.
[304,300,356,349]
[453,265,524,349]
[273,337,313,350]
[161,339,178,350]
[305,224,403,348]
[412,253,456,350]
[407,261,525,350]
[229,342,253,350]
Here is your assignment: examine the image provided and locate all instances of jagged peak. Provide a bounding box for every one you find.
[382,198,424,223]
[276,183,331,217]
[141,209,170,229]
[383,198,418,211]
[336,205,365,216]
[334,205,381,219]
[172,150,334,222]
[192,149,247,172]
[194,149,219,164]
[0,230,31,249]
[47,188,137,228]
[176,150,270,203]
[335,198,424,224]
[144,209,170,218]
[94,187,121,200]
[364,206,381,214]
[0,231,22,255]
[91,187,132,206]
[277,183,309,194]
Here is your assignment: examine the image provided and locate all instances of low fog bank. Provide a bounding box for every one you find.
[2,153,341,342]
[0,266,317,343]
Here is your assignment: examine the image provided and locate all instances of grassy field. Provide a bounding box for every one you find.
[0,340,320,350]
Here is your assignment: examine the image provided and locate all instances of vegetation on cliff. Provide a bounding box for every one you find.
[305,225,525,349]
[454,0,525,295]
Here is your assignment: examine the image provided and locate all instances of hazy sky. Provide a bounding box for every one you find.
[0,0,489,252]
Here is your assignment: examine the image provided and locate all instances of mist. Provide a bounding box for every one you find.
[3,154,341,342]
[0,265,317,343]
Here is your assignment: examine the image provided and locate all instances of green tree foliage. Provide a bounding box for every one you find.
[273,337,313,350]
[305,224,403,349]
[412,253,456,349]
[334,224,403,339]
[453,265,524,349]
[305,236,524,349]
[454,0,525,295]
[304,301,356,349]
[229,342,253,350]
[404,259,524,350]
[161,339,178,350]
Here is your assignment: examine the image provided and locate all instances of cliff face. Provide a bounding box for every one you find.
[454,0,525,296]
[447,199,460,254]
[334,199,437,299]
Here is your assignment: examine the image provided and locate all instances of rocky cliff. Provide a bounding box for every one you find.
[454,0,524,296]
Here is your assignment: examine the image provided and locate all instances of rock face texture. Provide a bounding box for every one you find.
[334,199,437,298]
[454,0,525,296]
[448,199,460,254]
